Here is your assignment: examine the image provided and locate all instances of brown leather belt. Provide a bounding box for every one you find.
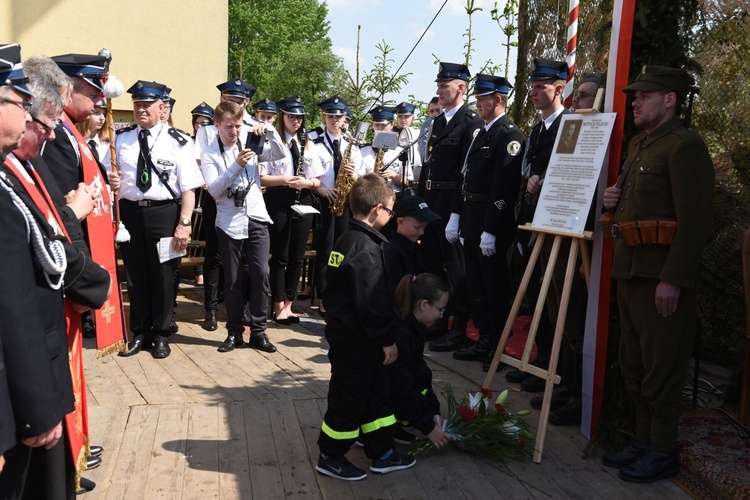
[425,180,456,190]
[612,219,678,246]
[463,191,488,202]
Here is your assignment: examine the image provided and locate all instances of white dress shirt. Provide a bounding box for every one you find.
[308,128,363,189]
[89,135,112,172]
[200,130,286,239]
[360,144,414,193]
[259,131,325,179]
[115,122,203,201]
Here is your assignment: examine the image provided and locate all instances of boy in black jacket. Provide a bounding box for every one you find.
[316,174,416,481]
[384,195,440,290]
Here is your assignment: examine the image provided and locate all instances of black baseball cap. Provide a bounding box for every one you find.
[395,195,440,222]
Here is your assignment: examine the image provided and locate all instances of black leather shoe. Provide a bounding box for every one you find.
[618,450,679,483]
[249,333,277,353]
[152,341,171,359]
[428,331,471,352]
[118,337,145,357]
[82,317,96,338]
[530,388,571,410]
[548,396,582,426]
[86,455,101,470]
[520,375,546,392]
[288,315,300,324]
[75,477,95,495]
[202,310,218,331]
[452,346,491,361]
[602,440,649,468]
[505,369,532,383]
[218,335,244,352]
[169,319,179,333]
[425,327,448,341]
[89,445,103,458]
[275,316,294,326]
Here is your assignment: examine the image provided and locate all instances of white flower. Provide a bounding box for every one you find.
[468,392,482,411]
[501,422,521,435]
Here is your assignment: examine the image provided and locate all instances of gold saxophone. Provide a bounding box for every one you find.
[329,130,355,217]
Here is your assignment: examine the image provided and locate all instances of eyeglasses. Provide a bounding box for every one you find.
[32,116,57,134]
[1,98,33,112]
[285,115,303,121]
[428,301,447,316]
[381,205,395,219]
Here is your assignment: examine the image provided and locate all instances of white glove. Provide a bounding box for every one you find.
[445,213,461,243]
[480,231,496,257]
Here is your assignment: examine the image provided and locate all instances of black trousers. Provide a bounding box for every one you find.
[464,238,511,351]
[420,222,470,317]
[312,196,349,299]
[0,427,74,500]
[216,220,270,338]
[120,201,180,342]
[265,188,315,303]
[201,195,222,312]
[318,337,395,459]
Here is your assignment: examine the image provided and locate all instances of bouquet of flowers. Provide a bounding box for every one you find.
[413,385,533,462]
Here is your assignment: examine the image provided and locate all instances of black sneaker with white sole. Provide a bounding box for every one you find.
[315,455,367,481]
[370,451,416,474]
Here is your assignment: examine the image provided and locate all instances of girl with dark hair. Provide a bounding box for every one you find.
[390,273,451,449]
[260,95,324,324]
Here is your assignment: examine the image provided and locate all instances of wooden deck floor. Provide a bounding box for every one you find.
[80,287,689,499]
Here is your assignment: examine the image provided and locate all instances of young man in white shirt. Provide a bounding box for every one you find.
[200,101,285,353]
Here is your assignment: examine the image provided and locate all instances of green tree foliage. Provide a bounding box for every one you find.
[509,0,567,131]
[491,0,519,78]
[691,0,750,370]
[228,0,346,123]
[362,41,411,108]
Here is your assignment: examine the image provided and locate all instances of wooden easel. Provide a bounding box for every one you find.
[483,224,592,463]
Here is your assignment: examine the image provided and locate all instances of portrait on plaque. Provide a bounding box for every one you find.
[556,119,583,155]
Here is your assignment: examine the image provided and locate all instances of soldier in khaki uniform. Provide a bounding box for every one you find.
[601,66,714,483]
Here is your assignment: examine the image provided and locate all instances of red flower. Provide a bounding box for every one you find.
[480,387,493,399]
[495,403,506,413]
[515,436,527,453]
[458,405,477,423]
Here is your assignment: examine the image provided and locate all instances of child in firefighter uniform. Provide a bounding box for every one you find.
[316,174,416,481]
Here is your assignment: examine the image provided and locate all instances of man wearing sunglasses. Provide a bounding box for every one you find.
[0,40,33,483]
[1,68,114,494]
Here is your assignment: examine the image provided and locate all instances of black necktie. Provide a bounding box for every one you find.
[537,123,546,143]
[88,139,100,164]
[332,139,341,175]
[290,140,301,173]
[137,129,153,192]
[433,114,446,135]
